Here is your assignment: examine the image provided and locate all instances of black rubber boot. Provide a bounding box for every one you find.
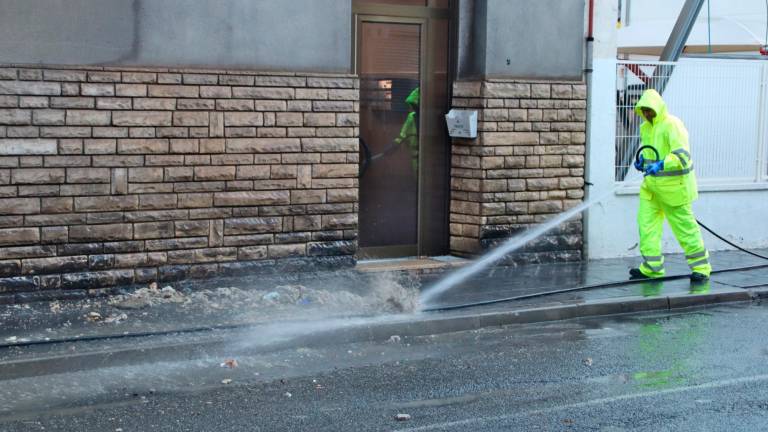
[629,268,650,280]
[690,272,709,283]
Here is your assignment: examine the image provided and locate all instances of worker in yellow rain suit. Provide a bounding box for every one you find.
[631,89,711,283]
[394,87,420,173]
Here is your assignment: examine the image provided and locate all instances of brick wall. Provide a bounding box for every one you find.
[0,65,359,292]
[449,79,587,264]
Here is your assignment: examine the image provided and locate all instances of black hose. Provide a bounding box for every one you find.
[631,146,766,257]
[422,144,768,312]
[633,146,768,259]
[5,259,767,348]
[424,220,768,312]
[635,145,660,165]
[422,262,768,312]
[359,137,372,177]
[4,190,767,346]
[0,323,250,349]
[697,220,768,261]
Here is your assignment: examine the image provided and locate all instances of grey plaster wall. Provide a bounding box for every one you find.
[485,0,585,79]
[0,0,351,72]
[457,0,585,80]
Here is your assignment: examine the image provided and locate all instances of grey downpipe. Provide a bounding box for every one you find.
[583,0,595,259]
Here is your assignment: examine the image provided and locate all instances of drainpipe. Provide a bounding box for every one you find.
[583,0,595,260]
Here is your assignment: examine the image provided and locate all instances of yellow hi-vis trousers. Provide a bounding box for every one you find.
[637,197,712,278]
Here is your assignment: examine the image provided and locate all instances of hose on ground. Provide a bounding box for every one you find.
[696,220,768,261]
[422,217,768,312]
[421,262,768,312]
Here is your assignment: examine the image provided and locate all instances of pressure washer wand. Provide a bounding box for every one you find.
[359,138,404,176]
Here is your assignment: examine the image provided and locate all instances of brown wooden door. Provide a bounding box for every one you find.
[355,2,451,258]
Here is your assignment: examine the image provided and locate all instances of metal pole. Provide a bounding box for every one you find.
[756,64,768,182]
[655,0,705,93]
[659,0,705,61]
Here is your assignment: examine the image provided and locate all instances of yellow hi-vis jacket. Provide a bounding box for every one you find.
[634,89,698,207]
[395,87,420,172]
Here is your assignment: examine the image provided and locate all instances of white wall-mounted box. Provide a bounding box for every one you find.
[445,109,477,139]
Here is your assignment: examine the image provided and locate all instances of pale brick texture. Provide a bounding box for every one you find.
[0,65,359,290]
[450,79,587,264]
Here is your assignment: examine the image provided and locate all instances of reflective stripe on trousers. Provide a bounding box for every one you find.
[637,197,712,278]
[641,254,665,273]
[686,249,711,273]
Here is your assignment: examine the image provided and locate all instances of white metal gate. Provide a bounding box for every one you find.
[615,59,768,185]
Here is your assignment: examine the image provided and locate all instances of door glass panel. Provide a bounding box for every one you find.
[358,22,421,251]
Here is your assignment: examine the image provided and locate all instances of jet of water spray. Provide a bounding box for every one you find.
[419,173,642,308]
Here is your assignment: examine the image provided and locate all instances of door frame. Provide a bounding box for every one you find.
[352,2,453,259]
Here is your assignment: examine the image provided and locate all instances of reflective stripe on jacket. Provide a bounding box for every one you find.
[634,89,698,207]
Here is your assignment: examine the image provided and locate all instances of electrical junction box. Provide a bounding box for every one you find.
[445,109,477,139]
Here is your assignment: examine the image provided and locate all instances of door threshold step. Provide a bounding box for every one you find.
[356,256,468,273]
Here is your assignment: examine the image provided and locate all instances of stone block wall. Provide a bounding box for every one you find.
[0,65,359,292]
[449,79,587,264]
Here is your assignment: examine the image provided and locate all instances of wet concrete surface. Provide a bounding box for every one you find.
[1,302,767,431]
[2,249,767,346]
[424,249,768,309]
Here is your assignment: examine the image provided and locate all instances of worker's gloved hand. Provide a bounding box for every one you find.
[644,160,664,176]
[633,155,645,172]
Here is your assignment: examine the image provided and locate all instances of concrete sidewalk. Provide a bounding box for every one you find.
[1,249,767,349]
[421,249,768,310]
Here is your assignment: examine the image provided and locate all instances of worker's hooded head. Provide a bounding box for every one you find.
[405,87,419,110]
[634,89,667,124]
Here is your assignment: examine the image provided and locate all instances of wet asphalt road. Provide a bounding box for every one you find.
[2,302,768,431]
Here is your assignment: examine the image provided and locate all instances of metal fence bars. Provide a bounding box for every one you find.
[615,59,768,184]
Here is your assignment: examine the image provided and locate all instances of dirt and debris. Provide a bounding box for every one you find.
[583,357,593,367]
[111,296,151,310]
[394,413,412,421]
[220,359,239,369]
[179,273,420,318]
[262,291,280,302]
[110,284,185,310]
[104,313,128,324]
[387,335,402,344]
[1,271,423,343]
[117,272,419,318]
[221,379,233,385]
[160,286,177,298]
[49,301,61,314]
